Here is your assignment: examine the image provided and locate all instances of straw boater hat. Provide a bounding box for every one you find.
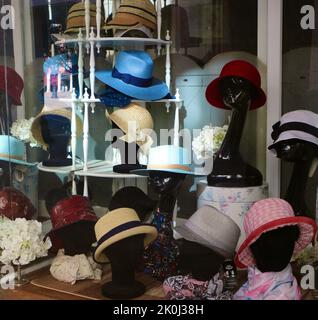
[105,0,157,34]
[235,198,317,269]
[65,2,104,34]
[94,208,158,264]
[31,106,83,149]
[106,103,154,155]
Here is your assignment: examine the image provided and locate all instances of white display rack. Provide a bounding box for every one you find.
[40,0,184,197]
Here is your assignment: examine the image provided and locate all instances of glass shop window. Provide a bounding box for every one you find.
[0,0,259,224]
[282,0,318,220]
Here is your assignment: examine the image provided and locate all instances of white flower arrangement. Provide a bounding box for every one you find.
[192,125,228,160]
[10,118,42,148]
[0,217,52,266]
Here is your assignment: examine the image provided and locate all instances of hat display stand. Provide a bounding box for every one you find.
[41,0,183,199]
[101,234,147,300]
[197,181,268,249]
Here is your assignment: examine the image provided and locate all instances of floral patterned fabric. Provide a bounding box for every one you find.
[163,274,233,300]
[143,209,180,280]
[234,264,301,300]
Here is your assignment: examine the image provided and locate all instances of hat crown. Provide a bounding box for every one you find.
[110,103,154,132]
[220,60,261,88]
[244,198,295,238]
[51,196,96,230]
[148,145,191,167]
[95,208,140,242]
[115,51,153,80]
[280,110,318,128]
[185,206,240,256]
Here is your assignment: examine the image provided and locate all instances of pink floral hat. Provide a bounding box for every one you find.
[235,198,317,269]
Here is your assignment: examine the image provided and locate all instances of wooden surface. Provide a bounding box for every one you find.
[0,267,316,301]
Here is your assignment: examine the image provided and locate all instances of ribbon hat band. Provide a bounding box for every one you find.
[272,121,318,141]
[112,67,152,88]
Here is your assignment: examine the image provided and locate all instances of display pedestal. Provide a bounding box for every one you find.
[197,181,269,249]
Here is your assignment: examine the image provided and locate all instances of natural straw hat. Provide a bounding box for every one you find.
[94,208,158,264]
[106,103,154,154]
[65,2,104,34]
[31,106,83,149]
[105,0,157,33]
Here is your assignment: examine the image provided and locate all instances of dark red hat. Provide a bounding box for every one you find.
[205,60,267,110]
[0,66,24,105]
[46,195,97,254]
[49,195,97,233]
[0,187,36,220]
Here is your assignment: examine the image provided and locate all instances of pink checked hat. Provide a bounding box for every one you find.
[235,198,317,269]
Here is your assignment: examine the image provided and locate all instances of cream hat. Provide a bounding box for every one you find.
[175,205,241,258]
[94,208,158,264]
[31,106,83,149]
[106,103,154,155]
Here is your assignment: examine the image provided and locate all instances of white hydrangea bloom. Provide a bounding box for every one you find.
[0,217,52,266]
[192,125,228,160]
[10,118,42,148]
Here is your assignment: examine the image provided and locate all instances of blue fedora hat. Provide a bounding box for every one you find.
[132,145,201,176]
[95,51,171,101]
[0,135,37,166]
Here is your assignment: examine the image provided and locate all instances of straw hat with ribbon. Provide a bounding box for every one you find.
[94,208,158,264]
[106,103,154,155]
[65,2,104,34]
[31,106,83,149]
[105,0,157,34]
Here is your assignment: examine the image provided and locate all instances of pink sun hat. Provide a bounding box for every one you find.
[235,198,317,269]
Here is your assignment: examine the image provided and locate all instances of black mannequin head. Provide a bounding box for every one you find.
[250,226,300,273]
[111,122,146,174]
[102,234,146,300]
[109,187,157,221]
[220,76,256,110]
[148,171,186,194]
[271,140,318,163]
[55,221,96,256]
[180,239,224,281]
[40,115,72,167]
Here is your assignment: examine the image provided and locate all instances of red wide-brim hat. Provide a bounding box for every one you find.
[206,60,267,110]
[0,66,24,106]
[235,198,317,269]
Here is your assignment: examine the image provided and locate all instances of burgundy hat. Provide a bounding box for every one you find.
[0,187,36,220]
[206,60,267,110]
[0,66,24,105]
[235,198,317,269]
[49,195,97,233]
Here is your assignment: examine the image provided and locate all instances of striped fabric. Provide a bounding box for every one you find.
[106,0,157,32]
[235,198,317,268]
[65,2,104,34]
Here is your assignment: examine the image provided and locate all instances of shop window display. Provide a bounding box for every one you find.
[0,0,317,303]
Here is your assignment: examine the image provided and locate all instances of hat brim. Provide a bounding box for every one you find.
[0,157,37,167]
[235,216,317,269]
[206,77,267,111]
[96,70,169,101]
[105,14,156,32]
[94,224,158,264]
[131,167,204,176]
[175,218,231,258]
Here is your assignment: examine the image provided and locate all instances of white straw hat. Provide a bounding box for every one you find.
[175,205,241,258]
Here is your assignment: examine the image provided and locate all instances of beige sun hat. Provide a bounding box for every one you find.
[65,2,104,34]
[31,106,83,149]
[94,208,158,264]
[106,103,154,155]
